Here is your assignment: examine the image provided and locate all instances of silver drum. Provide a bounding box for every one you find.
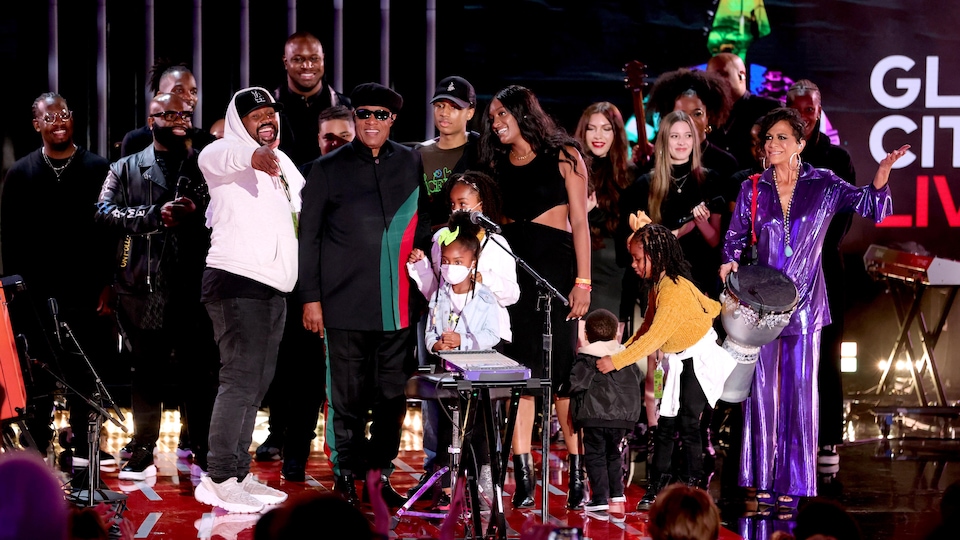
[718,265,799,403]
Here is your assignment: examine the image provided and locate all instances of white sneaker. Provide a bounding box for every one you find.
[195,477,264,513]
[240,473,288,505]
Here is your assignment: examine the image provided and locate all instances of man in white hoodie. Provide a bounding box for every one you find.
[193,87,304,513]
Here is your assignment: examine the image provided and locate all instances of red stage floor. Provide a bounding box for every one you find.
[50,407,743,540]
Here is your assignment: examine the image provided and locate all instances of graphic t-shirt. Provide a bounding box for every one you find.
[417,142,467,227]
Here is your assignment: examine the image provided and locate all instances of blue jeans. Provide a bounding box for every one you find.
[205,296,286,483]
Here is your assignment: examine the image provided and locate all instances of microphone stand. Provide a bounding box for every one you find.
[482,231,568,523]
[52,311,128,509]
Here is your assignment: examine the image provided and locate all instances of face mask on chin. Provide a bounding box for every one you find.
[440,264,473,286]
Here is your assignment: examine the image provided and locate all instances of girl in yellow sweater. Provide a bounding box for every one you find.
[597,219,736,511]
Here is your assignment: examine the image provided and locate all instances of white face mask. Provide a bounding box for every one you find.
[441,264,472,285]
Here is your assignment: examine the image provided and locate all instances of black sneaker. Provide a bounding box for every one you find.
[281,457,306,482]
[255,434,283,462]
[119,446,157,480]
[119,439,138,460]
[73,448,118,469]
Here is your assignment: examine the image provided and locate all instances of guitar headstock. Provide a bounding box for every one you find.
[623,60,648,94]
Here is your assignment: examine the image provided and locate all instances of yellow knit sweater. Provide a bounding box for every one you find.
[611,274,721,371]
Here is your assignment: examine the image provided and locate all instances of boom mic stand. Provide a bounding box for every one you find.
[481,232,568,523]
[49,306,128,511]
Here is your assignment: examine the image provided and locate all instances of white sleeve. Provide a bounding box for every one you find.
[478,234,520,308]
[198,141,258,184]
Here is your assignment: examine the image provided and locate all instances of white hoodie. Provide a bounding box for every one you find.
[198,87,305,293]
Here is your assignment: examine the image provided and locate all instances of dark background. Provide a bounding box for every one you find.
[3,0,960,401]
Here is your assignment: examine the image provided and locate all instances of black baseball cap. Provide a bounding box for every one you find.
[234,87,284,119]
[430,76,476,109]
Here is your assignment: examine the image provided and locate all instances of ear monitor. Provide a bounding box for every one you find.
[739,73,746,80]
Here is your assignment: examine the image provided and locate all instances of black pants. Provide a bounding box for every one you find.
[651,358,708,484]
[326,327,415,476]
[260,298,326,462]
[582,426,628,502]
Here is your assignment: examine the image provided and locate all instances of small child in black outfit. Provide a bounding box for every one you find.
[569,308,644,521]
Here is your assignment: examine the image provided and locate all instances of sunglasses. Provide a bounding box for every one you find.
[150,110,194,122]
[355,108,392,121]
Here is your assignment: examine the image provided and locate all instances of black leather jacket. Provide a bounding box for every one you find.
[95,145,208,296]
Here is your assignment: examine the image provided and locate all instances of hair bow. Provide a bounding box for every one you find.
[629,211,652,232]
[438,226,460,246]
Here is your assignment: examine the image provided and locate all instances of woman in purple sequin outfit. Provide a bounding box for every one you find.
[719,108,909,509]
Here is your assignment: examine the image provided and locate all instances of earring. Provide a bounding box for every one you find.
[789,152,799,168]
[761,156,767,169]
[705,125,714,134]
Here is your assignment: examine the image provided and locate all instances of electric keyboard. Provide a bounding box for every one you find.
[439,350,531,382]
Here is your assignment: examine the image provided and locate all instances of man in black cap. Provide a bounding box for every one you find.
[299,82,430,506]
[193,86,304,513]
[415,75,480,229]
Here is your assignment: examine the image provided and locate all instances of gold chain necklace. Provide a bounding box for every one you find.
[510,148,535,161]
[42,144,78,179]
[772,168,796,257]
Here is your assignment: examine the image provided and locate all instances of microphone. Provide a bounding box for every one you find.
[48,298,61,346]
[677,196,726,226]
[469,211,502,234]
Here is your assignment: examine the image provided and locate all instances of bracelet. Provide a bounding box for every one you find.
[574,277,592,285]
[575,282,593,291]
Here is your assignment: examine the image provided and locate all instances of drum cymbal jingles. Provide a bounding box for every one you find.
[718,264,799,402]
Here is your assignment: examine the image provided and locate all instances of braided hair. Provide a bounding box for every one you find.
[629,223,692,284]
[148,60,193,95]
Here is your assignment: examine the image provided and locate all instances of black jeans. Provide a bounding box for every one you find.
[582,426,628,502]
[651,357,708,484]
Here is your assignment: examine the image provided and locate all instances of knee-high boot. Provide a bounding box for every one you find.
[512,453,535,508]
[566,454,585,509]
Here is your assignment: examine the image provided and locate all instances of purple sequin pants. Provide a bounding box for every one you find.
[739,331,820,497]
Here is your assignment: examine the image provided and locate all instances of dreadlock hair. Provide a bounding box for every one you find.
[440,170,504,225]
[31,92,63,118]
[647,68,733,130]
[628,223,692,284]
[148,60,193,95]
[584,309,619,343]
[479,85,584,179]
[575,101,632,239]
[648,110,705,224]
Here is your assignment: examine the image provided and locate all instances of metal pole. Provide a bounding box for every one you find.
[48,0,59,92]
[288,0,296,35]
[333,0,343,92]
[240,0,250,88]
[193,0,202,126]
[96,0,107,157]
[425,0,436,139]
[145,0,155,107]
[380,0,390,86]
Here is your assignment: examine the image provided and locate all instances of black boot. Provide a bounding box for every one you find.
[512,453,535,508]
[566,454,585,509]
[365,472,408,508]
[636,474,671,511]
[336,473,359,505]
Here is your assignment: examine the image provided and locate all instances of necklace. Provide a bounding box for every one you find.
[510,148,535,161]
[772,168,796,257]
[41,144,78,179]
[672,172,691,193]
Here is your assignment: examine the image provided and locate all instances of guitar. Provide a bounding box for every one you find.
[623,60,655,167]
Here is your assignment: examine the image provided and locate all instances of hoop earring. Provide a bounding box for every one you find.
[761,156,767,169]
[789,152,799,169]
[796,153,803,172]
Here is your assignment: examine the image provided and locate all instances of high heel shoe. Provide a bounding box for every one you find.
[566,454,585,509]
[512,453,535,508]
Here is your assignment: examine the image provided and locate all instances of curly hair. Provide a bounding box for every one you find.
[629,223,692,284]
[575,102,632,238]
[647,68,732,130]
[584,308,619,343]
[439,170,504,225]
[479,85,584,177]
[648,110,706,224]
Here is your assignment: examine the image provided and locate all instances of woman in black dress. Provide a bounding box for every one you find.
[480,85,591,510]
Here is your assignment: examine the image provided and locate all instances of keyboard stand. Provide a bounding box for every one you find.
[399,373,539,540]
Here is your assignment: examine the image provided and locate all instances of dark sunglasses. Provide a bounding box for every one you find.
[355,108,392,121]
[150,110,194,122]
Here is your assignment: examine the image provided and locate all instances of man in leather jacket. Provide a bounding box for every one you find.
[95,92,217,481]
